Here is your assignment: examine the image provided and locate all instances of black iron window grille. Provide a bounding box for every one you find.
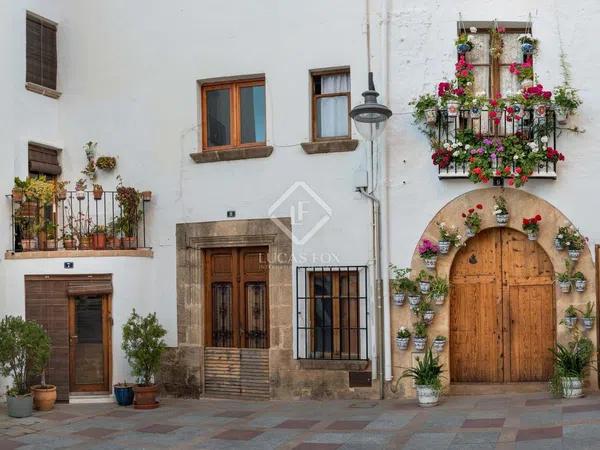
[296,266,369,360]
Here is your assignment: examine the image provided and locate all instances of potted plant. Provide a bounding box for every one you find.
[556,269,572,294]
[401,346,443,407]
[390,266,412,306]
[493,196,509,226]
[522,214,542,240]
[114,381,135,406]
[455,33,473,54]
[92,225,107,250]
[409,93,438,125]
[518,33,538,55]
[107,220,123,250]
[396,327,411,350]
[55,180,69,201]
[407,282,421,310]
[417,300,435,324]
[554,226,570,250]
[549,336,593,399]
[141,191,152,202]
[573,272,586,293]
[93,184,104,201]
[413,321,428,351]
[31,370,57,412]
[79,232,92,250]
[0,316,50,418]
[122,309,167,409]
[553,85,582,124]
[436,222,461,254]
[562,305,578,329]
[579,302,595,330]
[418,239,439,270]
[12,177,27,203]
[430,277,449,305]
[416,270,433,294]
[96,156,117,171]
[75,178,87,200]
[566,229,586,261]
[116,179,141,250]
[63,231,75,250]
[433,336,447,352]
[45,222,58,251]
[462,204,483,237]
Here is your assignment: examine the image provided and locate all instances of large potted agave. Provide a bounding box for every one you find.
[401,346,444,407]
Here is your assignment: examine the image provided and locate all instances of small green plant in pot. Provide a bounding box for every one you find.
[396,327,411,350]
[549,336,594,399]
[562,305,578,329]
[406,280,421,309]
[430,277,449,305]
[493,196,509,226]
[401,346,444,407]
[573,272,586,293]
[0,316,50,417]
[436,222,462,254]
[433,335,447,353]
[412,321,428,351]
[409,93,438,125]
[579,302,595,330]
[122,309,167,409]
[556,260,573,293]
[389,265,412,306]
[553,85,582,124]
[416,270,433,294]
[416,299,435,324]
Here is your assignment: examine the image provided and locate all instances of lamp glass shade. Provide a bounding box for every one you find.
[354,119,387,141]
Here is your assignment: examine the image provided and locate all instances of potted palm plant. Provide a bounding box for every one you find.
[416,270,433,294]
[562,305,578,329]
[573,272,587,293]
[413,321,428,351]
[430,277,449,305]
[0,316,51,418]
[396,327,411,350]
[549,336,594,399]
[579,302,595,330]
[122,309,167,409]
[433,335,447,352]
[390,266,412,306]
[401,346,444,407]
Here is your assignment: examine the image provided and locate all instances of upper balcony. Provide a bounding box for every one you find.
[6,189,152,259]
[431,106,560,183]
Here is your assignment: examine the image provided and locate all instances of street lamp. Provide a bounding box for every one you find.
[350,72,392,401]
[350,72,392,142]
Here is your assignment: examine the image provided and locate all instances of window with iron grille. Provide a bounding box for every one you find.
[296,266,369,360]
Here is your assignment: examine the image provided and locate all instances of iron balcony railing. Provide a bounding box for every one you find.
[436,107,558,178]
[296,266,369,361]
[7,190,150,253]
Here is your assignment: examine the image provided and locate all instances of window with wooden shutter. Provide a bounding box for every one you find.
[28,142,62,176]
[26,12,58,91]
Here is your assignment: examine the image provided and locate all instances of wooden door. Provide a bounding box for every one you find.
[450,228,554,383]
[68,295,111,392]
[204,247,269,348]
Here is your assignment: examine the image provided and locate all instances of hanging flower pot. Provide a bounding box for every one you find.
[563,316,577,329]
[93,185,104,201]
[433,294,445,306]
[446,100,460,117]
[396,337,410,350]
[559,281,572,294]
[438,241,451,255]
[521,42,535,55]
[470,106,481,119]
[433,338,446,352]
[534,104,548,121]
[456,43,471,54]
[527,230,538,241]
[568,249,581,261]
[413,336,427,352]
[425,108,437,125]
[575,279,587,293]
[419,281,431,294]
[423,257,437,270]
[393,293,406,307]
[554,238,564,251]
[141,191,152,202]
[495,214,509,226]
[423,310,435,324]
[520,79,534,90]
[466,227,476,238]
[583,317,594,330]
[555,108,568,125]
[408,295,421,308]
[75,189,86,200]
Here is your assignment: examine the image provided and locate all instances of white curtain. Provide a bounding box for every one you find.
[318,73,350,138]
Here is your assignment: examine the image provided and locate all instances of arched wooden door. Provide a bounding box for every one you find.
[450,228,555,383]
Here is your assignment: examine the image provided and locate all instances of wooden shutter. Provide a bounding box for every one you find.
[28,142,61,176]
[26,14,57,90]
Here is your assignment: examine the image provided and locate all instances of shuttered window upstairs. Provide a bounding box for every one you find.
[26,13,58,91]
[28,142,61,176]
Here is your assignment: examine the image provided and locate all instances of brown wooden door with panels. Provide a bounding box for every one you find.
[204,247,269,349]
[450,228,554,383]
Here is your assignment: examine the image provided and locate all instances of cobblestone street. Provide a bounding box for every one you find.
[2,392,600,449]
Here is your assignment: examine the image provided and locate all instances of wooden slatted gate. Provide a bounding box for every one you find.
[204,347,270,400]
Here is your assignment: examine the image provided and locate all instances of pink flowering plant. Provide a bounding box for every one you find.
[418,239,439,260]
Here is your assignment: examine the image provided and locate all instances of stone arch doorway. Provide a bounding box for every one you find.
[449,227,555,384]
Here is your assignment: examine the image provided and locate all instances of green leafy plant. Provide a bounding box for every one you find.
[462,204,483,232]
[565,305,578,318]
[573,272,585,282]
[579,302,594,319]
[116,177,141,238]
[437,222,462,247]
[75,178,87,191]
[413,321,428,339]
[121,309,167,386]
[556,259,574,283]
[389,265,413,294]
[96,156,117,171]
[416,270,433,283]
[493,195,509,215]
[430,277,449,297]
[24,176,55,205]
[434,335,446,342]
[409,93,438,122]
[553,85,582,115]
[454,33,474,51]
[397,327,411,339]
[0,316,51,396]
[415,299,433,318]
[550,336,594,379]
[401,346,444,390]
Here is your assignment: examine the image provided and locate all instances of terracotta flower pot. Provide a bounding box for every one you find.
[133,384,160,409]
[21,238,37,251]
[31,385,57,411]
[46,239,57,251]
[107,236,122,249]
[75,189,86,200]
[12,188,24,203]
[93,187,104,200]
[63,239,75,250]
[141,191,152,202]
[57,189,67,201]
[79,236,91,250]
[93,232,106,250]
[123,236,137,249]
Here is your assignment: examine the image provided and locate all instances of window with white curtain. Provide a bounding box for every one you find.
[311,69,350,140]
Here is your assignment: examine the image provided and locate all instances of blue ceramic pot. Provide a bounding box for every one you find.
[114,384,135,406]
[521,42,534,54]
[456,43,471,54]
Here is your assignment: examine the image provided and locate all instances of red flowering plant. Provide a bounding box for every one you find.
[418,239,439,260]
[509,58,534,83]
[455,55,475,88]
[462,204,483,234]
[431,147,453,169]
[522,84,552,107]
[522,215,542,234]
[546,147,565,163]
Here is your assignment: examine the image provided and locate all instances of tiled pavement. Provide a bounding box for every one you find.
[2,392,600,449]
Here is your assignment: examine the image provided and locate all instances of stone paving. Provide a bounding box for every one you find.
[1,392,600,449]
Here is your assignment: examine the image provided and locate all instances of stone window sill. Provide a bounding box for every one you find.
[298,359,370,371]
[25,82,62,99]
[190,145,273,164]
[300,139,358,155]
[4,249,153,260]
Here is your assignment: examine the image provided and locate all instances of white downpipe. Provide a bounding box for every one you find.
[379,0,392,382]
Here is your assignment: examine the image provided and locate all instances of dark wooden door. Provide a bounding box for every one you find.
[204,247,269,348]
[450,228,554,383]
[68,295,111,392]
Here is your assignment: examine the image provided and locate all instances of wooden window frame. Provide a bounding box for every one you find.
[311,68,351,142]
[201,78,266,151]
[461,26,529,97]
